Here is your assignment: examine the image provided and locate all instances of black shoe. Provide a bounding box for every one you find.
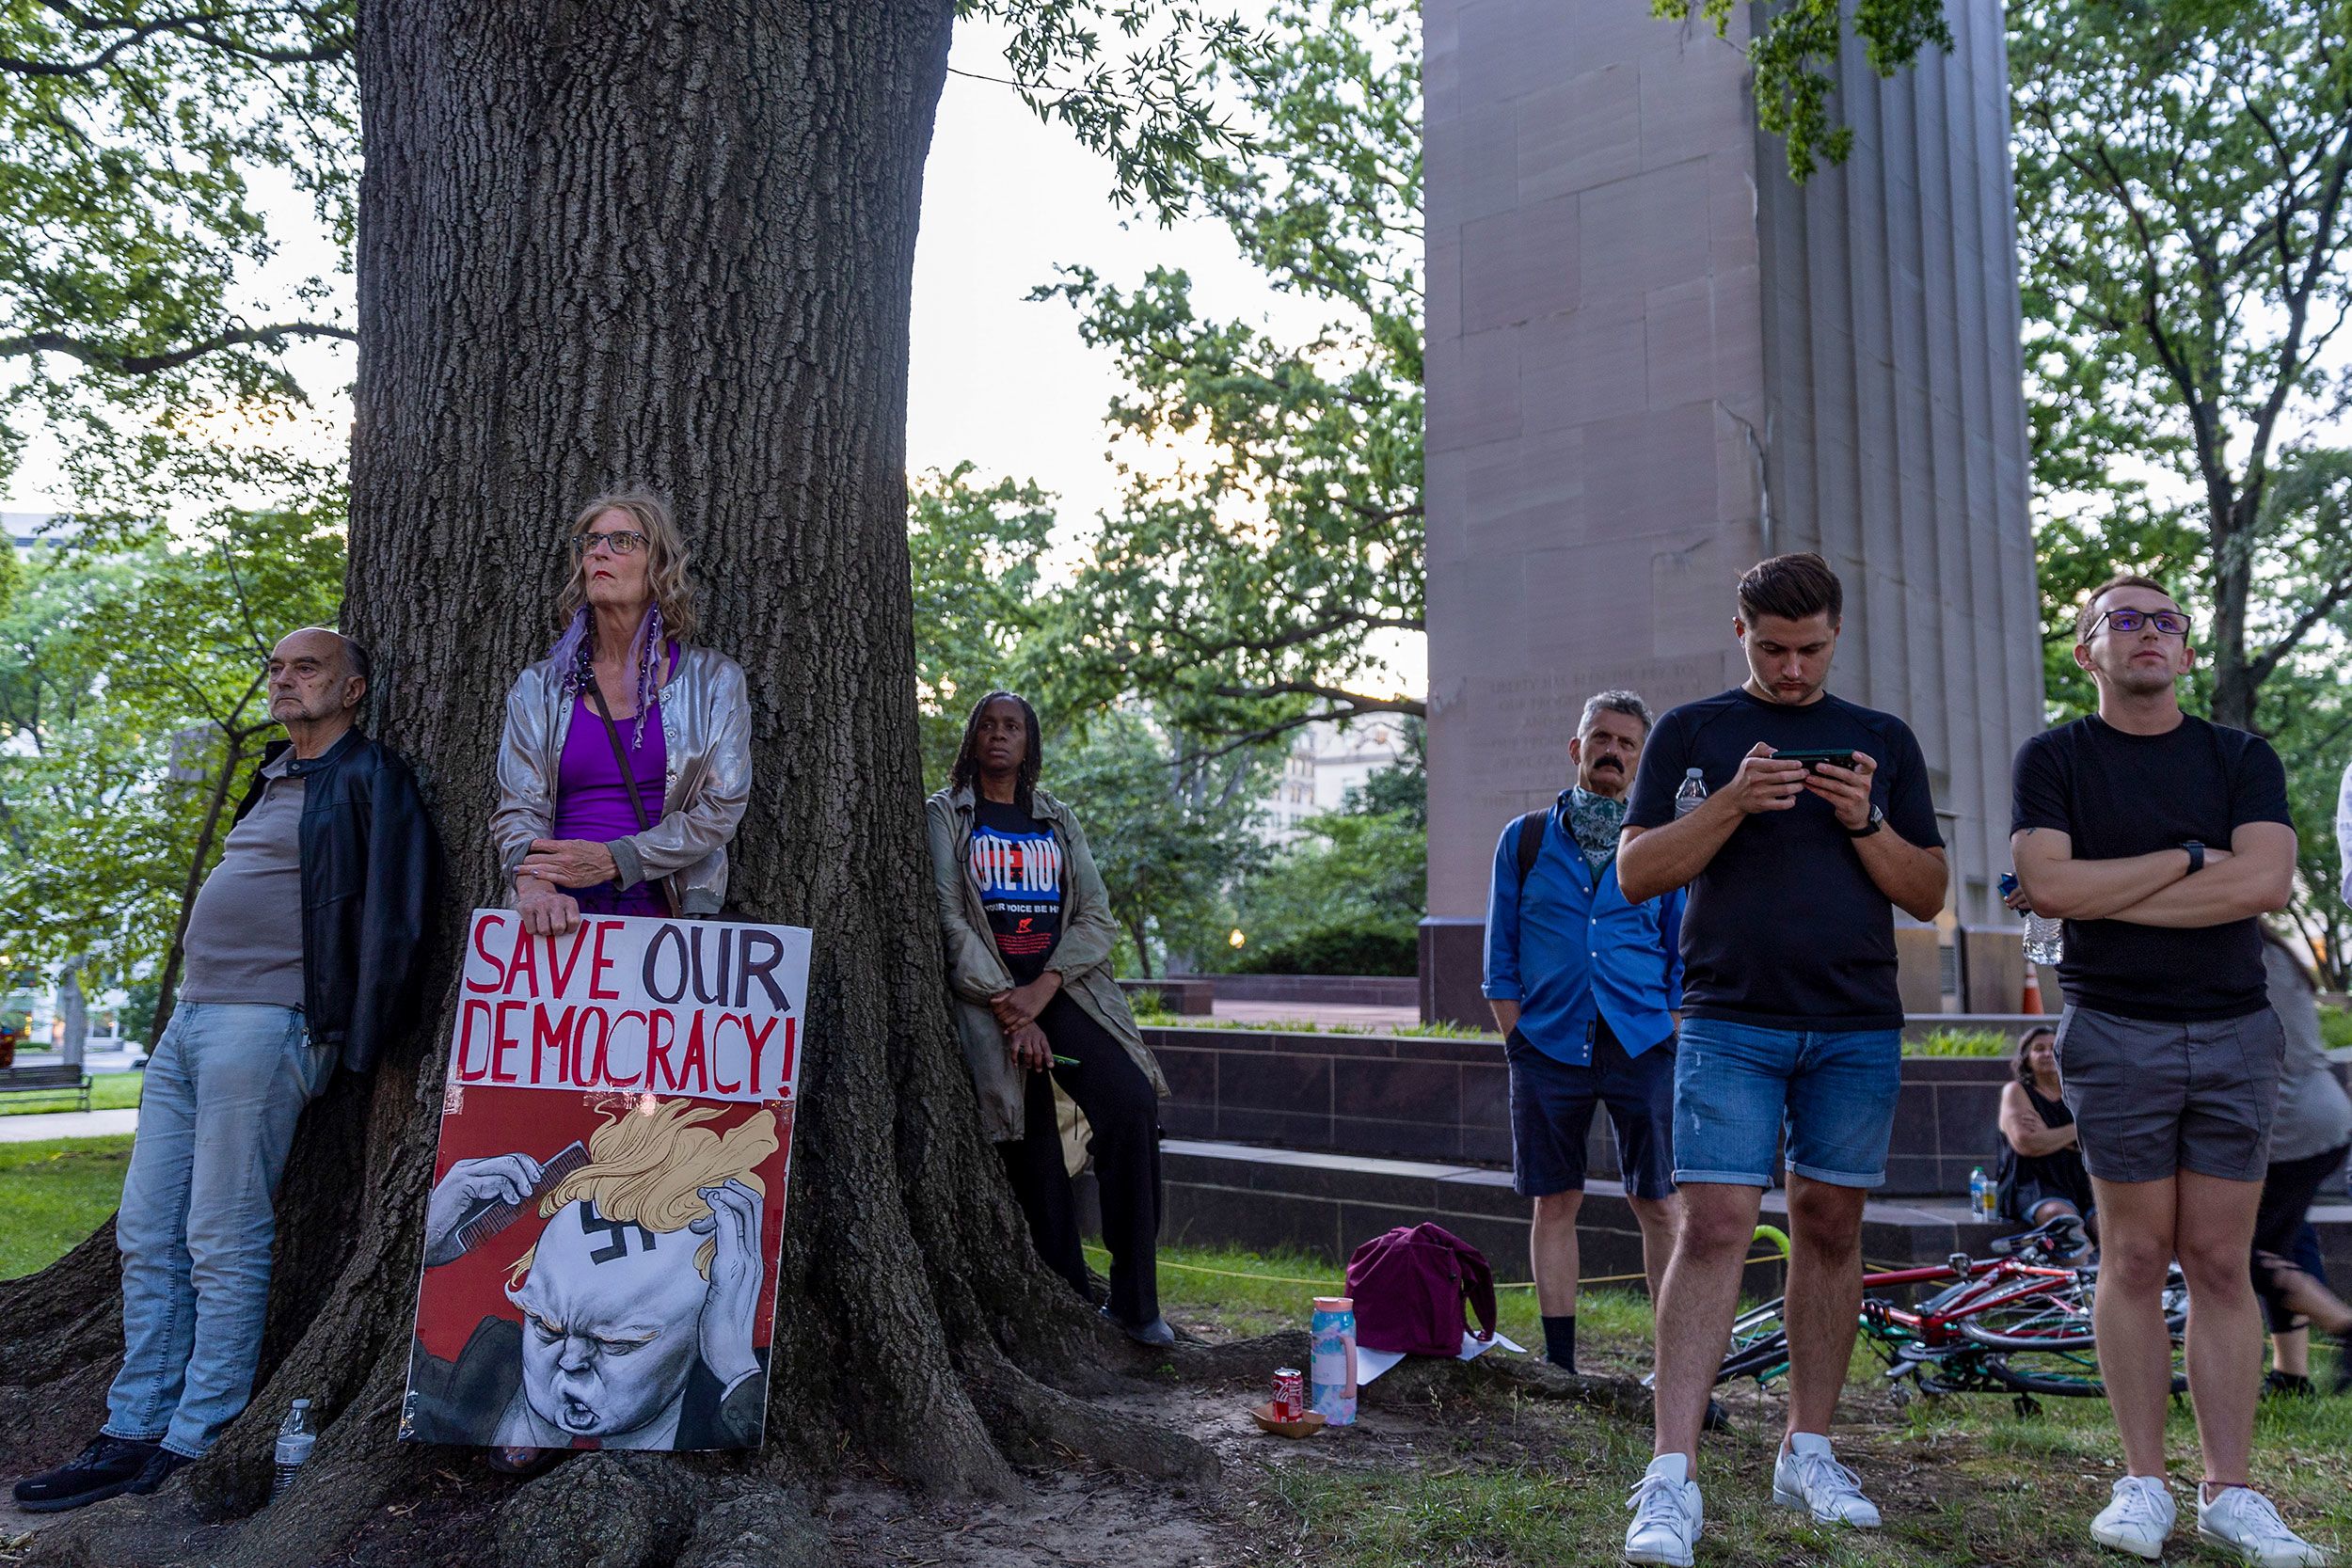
[1101,1306,1176,1347]
[1703,1398,1729,1432]
[12,1434,163,1513]
[2265,1370,2318,1400]
[126,1446,191,1496]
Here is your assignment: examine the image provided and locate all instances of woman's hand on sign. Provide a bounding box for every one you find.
[422,1152,545,1267]
[1005,1021,1052,1072]
[516,877,582,937]
[691,1179,765,1389]
[516,837,620,890]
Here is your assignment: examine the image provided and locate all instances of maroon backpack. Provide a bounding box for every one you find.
[1345,1222,1500,1357]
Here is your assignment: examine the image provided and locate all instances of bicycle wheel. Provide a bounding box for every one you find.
[1985,1345,2186,1399]
[1716,1299,1789,1386]
[1956,1279,2099,1350]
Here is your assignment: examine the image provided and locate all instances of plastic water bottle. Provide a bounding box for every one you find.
[1674,768,1708,817]
[1309,1296,1358,1426]
[1968,1167,1991,1223]
[2024,911,2063,967]
[271,1400,315,1502]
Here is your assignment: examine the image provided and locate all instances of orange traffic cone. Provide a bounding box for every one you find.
[2021,966,2044,1016]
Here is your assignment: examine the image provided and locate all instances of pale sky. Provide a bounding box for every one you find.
[5,13,1318,533]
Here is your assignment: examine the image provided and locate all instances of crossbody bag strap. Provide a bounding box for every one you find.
[585,680,685,919]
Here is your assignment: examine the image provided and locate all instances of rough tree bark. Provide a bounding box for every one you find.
[0,5,1206,1562]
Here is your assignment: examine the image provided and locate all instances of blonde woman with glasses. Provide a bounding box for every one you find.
[491,491,752,936]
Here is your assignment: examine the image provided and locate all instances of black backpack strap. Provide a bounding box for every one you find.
[1513,809,1548,892]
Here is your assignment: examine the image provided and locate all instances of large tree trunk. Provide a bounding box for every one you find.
[1,6,1187,1561]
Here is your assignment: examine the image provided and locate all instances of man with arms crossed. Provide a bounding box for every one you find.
[2010,575,2325,1565]
[1616,554,1947,1566]
[1483,691,1684,1377]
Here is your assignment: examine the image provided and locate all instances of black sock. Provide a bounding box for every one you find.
[1543,1313,1577,1372]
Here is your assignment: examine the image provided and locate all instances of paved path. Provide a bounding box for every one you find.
[0,1108,138,1144]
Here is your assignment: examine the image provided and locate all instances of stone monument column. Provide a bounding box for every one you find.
[1421,0,2044,1022]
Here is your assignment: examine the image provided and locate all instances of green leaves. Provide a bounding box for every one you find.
[1652,0,1952,180]
[956,0,1263,220]
[0,506,345,979]
[0,1,358,505]
[1036,0,1422,749]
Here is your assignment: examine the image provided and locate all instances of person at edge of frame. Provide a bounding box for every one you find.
[1482,689,1685,1381]
[2007,571,2328,1565]
[1616,552,1947,1567]
[12,628,439,1514]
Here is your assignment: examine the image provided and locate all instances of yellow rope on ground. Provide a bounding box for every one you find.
[1080,1243,1786,1291]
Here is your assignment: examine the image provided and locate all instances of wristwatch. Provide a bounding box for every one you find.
[1847,803,1884,839]
[2183,840,2204,875]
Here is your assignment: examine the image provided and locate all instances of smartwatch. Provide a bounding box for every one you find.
[2183,840,2204,875]
[1847,803,1884,839]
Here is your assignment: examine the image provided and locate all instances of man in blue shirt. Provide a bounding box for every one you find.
[1484,689,1683,1378]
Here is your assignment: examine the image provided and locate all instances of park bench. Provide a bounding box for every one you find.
[0,1063,94,1113]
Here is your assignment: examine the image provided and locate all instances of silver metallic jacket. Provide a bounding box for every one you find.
[491,644,752,914]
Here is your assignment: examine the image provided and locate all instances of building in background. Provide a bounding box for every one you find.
[1258,719,1411,845]
[1420,0,2045,1022]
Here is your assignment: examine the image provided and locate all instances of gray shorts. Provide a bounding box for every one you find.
[2054,1004,2284,1185]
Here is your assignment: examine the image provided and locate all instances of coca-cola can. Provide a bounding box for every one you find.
[1272,1367,1305,1420]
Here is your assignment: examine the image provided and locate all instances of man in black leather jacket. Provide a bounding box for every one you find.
[12,626,440,1514]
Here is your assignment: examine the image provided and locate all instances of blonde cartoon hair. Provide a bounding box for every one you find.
[508,1099,776,1287]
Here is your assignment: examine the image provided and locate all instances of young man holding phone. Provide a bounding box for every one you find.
[2010,574,2324,1565]
[1614,553,1947,1566]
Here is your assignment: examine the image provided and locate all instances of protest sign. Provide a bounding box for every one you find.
[400,911,809,1453]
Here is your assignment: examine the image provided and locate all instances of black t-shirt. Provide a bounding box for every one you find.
[2010,714,2290,1021]
[969,799,1066,985]
[1625,688,1945,1031]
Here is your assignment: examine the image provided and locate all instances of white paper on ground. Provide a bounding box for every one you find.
[1354,1330,1527,1385]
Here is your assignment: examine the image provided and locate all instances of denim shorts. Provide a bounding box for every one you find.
[1671,1018,1903,1189]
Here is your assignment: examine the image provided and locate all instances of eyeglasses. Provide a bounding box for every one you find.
[2090,608,2190,638]
[571,530,649,558]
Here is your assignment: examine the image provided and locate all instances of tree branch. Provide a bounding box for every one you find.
[2245,575,2352,689]
[7,2,349,75]
[0,322,357,375]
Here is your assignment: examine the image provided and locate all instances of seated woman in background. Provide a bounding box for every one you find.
[925,690,1173,1346]
[1995,1024,2095,1242]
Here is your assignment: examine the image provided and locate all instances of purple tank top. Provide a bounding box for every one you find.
[551,689,670,916]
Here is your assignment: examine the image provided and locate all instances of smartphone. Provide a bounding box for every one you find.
[1773,747,1856,771]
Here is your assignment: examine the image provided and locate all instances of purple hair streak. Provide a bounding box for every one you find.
[550,603,667,748]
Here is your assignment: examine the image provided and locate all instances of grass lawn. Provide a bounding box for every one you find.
[0,1069,143,1117]
[1136,1241,2352,1567]
[0,1134,131,1278]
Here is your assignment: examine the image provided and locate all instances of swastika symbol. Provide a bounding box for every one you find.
[580,1202,659,1264]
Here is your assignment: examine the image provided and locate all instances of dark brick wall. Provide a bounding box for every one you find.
[1141,1024,2019,1196]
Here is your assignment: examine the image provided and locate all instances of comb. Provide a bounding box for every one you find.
[452,1140,590,1256]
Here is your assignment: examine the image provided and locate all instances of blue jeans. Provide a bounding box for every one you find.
[105,1003,333,1457]
[1671,1018,1902,1190]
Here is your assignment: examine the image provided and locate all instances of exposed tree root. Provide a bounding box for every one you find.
[0,1226,122,1390]
[963,1350,1220,1488]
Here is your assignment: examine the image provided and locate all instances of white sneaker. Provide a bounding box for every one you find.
[2198,1486,2335,1567]
[1771,1433,1881,1528]
[1624,1452,1703,1567]
[2090,1476,2175,1560]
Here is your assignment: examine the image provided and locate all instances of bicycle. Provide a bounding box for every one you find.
[1715,1213,2187,1416]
